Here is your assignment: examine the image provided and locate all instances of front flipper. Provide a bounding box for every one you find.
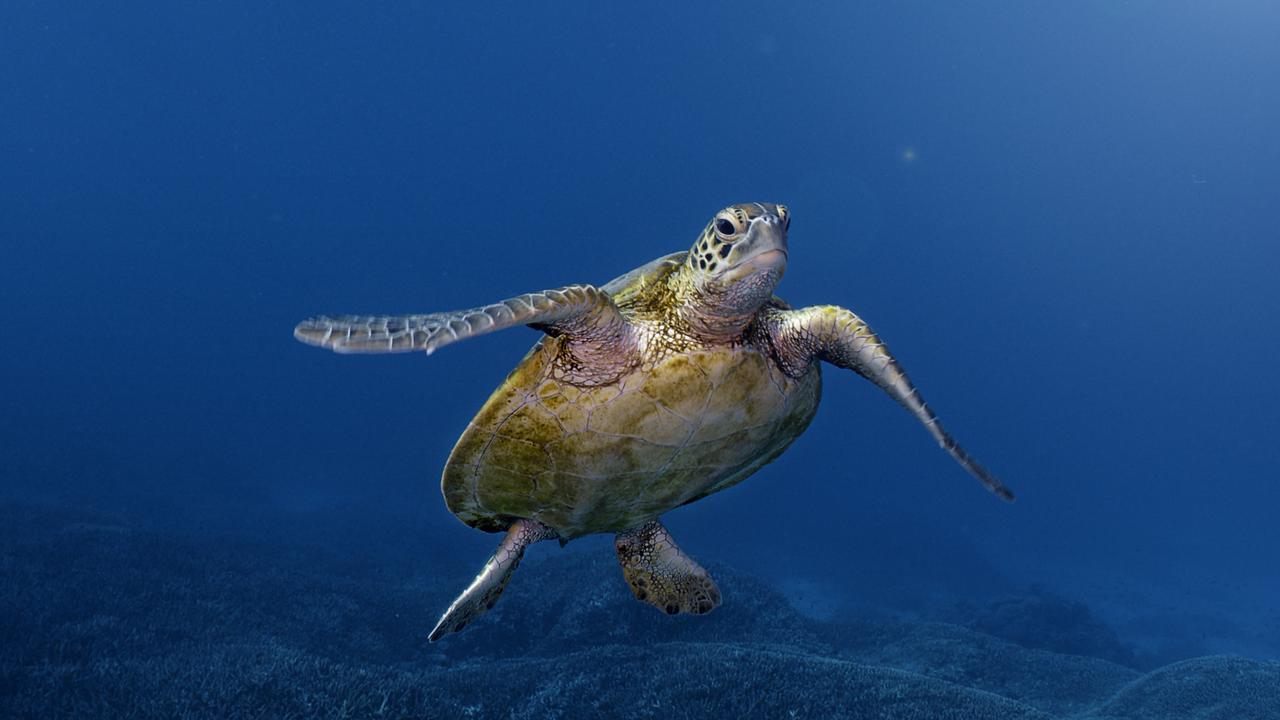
[765,305,1015,501]
[615,519,721,615]
[295,284,625,355]
[428,518,555,642]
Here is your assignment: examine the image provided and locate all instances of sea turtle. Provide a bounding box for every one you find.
[295,202,1013,641]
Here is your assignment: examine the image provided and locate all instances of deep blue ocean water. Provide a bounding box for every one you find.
[3,2,1279,718]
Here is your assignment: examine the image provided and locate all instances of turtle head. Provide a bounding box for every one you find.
[679,203,790,328]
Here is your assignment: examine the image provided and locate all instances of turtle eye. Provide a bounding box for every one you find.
[714,217,738,238]
[776,205,790,230]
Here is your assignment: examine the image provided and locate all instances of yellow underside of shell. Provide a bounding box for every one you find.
[442,337,821,538]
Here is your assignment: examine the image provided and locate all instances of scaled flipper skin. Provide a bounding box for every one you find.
[764,304,1015,501]
[615,519,721,615]
[428,518,556,642]
[294,285,627,355]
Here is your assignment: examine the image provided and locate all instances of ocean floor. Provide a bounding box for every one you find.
[1,501,1277,719]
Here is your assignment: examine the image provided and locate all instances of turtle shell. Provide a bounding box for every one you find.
[440,256,822,539]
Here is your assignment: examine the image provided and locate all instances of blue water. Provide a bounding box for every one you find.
[3,2,1279,717]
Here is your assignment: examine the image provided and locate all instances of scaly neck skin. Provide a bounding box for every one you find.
[667,262,779,344]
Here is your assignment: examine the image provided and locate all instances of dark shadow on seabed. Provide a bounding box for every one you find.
[2,499,1277,720]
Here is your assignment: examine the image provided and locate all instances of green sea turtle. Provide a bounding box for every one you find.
[295,202,1013,641]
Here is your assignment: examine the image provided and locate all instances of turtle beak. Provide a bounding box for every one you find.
[729,214,788,279]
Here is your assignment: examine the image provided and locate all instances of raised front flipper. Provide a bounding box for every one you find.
[428,518,556,642]
[615,519,721,615]
[294,284,626,355]
[764,305,1015,501]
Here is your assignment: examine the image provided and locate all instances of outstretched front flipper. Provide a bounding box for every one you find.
[428,518,555,642]
[615,519,721,615]
[295,284,626,355]
[765,305,1015,501]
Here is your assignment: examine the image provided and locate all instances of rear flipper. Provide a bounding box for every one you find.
[615,519,721,615]
[428,518,555,642]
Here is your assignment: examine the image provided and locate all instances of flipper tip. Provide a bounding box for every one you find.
[292,319,328,347]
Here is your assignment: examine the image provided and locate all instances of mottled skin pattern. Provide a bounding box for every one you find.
[616,520,720,615]
[295,202,1013,640]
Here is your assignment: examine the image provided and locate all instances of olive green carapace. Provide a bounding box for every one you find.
[294,202,1013,641]
[443,280,822,539]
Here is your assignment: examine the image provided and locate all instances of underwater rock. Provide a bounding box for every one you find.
[955,588,1138,668]
[5,502,1279,720]
[830,618,1140,718]
[1087,655,1280,720]
[432,643,1053,720]
[3,640,1051,720]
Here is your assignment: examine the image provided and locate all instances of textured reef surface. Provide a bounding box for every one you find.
[2,502,1277,719]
